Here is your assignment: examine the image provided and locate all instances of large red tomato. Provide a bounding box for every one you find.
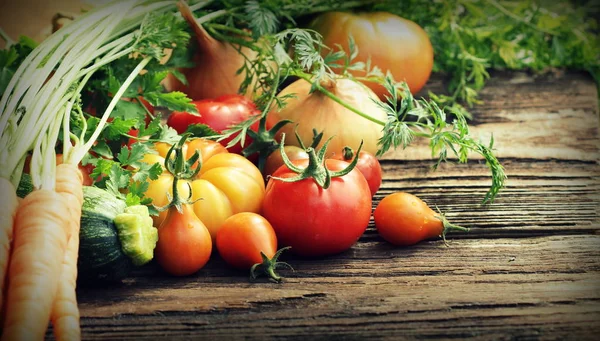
[262,159,372,257]
[309,11,434,98]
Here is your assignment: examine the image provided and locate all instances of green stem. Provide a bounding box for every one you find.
[484,0,557,35]
[196,9,229,25]
[72,56,151,164]
[250,246,293,283]
[0,28,14,47]
[206,22,252,37]
[293,72,387,126]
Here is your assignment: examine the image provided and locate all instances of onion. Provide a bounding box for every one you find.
[166,2,261,100]
[267,77,387,156]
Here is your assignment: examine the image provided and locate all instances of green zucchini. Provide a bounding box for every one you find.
[78,186,132,283]
[114,205,158,266]
[15,175,157,282]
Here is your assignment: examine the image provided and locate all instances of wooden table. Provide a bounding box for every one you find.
[70,71,600,340]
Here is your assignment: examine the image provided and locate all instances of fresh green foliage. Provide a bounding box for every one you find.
[1,0,511,204]
[374,0,600,108]
[0,36,37,97]
[185,123,221,138]
[376,77,506,204]
[90,142,163,212]
[213,22,506,202]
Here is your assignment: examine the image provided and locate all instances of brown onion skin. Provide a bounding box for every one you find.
[267,77,387,156]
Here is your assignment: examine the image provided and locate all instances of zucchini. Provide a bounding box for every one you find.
[16,176,157,282]
[114,205,158,266]
[78,186,132,283]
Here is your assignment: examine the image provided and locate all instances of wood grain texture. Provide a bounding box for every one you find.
[382,71,599,161]
[59,71,600,340]
[72,236,600,340]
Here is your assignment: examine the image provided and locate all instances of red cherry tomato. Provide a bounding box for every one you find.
[167,95,260,154]
[331,147,382,196]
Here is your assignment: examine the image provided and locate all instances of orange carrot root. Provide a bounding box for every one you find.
[52,164,83,341]
[0,178,19,316]
[1,189,70,341]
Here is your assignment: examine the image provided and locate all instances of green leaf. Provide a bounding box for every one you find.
[185,124,220,138]
[105,163,130,196]
[90,158,115,180]
[113,99,147,122]
[90,140,114,159]
[103,118,137,140]
[128,180,150,199]
[157,125,181,145]
[144,90,196,113]
[125,192,142,207]
[139,116,162,137]
[147,162,163,181]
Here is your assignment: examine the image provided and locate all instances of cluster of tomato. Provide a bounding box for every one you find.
[129,94,461,281]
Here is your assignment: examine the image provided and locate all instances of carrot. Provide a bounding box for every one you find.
[1,189,70,341]
[0,177,19,317]
[51,164,83,341]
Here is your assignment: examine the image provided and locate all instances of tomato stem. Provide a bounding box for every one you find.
[435,207,470,246]
[270,133,363,189]
[341,146,354,160]
[155,134,202,213]
[293,72,387,126]
[250,246,293,283]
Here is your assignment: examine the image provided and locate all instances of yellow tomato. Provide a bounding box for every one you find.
[143,138,265,242]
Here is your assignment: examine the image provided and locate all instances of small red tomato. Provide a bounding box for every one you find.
[373,192,468,246]
[332,147,382,196]
[167,95,260,154]
[155,204,212,276]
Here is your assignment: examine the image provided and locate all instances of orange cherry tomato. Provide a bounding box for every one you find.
[155,204,212,276]
[373,192,468,246]
[216,212,277,269]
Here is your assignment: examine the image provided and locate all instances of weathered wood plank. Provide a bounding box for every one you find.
[375,159,600,234]
[383,71,600,162]
[68,235,600,340]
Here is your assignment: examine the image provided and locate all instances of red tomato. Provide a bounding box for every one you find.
[331,147,382,196]
[155,204,212,276]
[262,159,372,257]
[166,95,260,154]
[373,192,468,246]
[216,212,277,269]
[309,12,433,98]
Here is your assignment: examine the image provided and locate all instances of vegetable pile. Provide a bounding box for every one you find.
[0,0,595,338]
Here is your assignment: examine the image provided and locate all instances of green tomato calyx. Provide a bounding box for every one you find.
[435,206,470,246]
[156,134,202,213]
[270,133,363,189]
[250,246,294,283]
